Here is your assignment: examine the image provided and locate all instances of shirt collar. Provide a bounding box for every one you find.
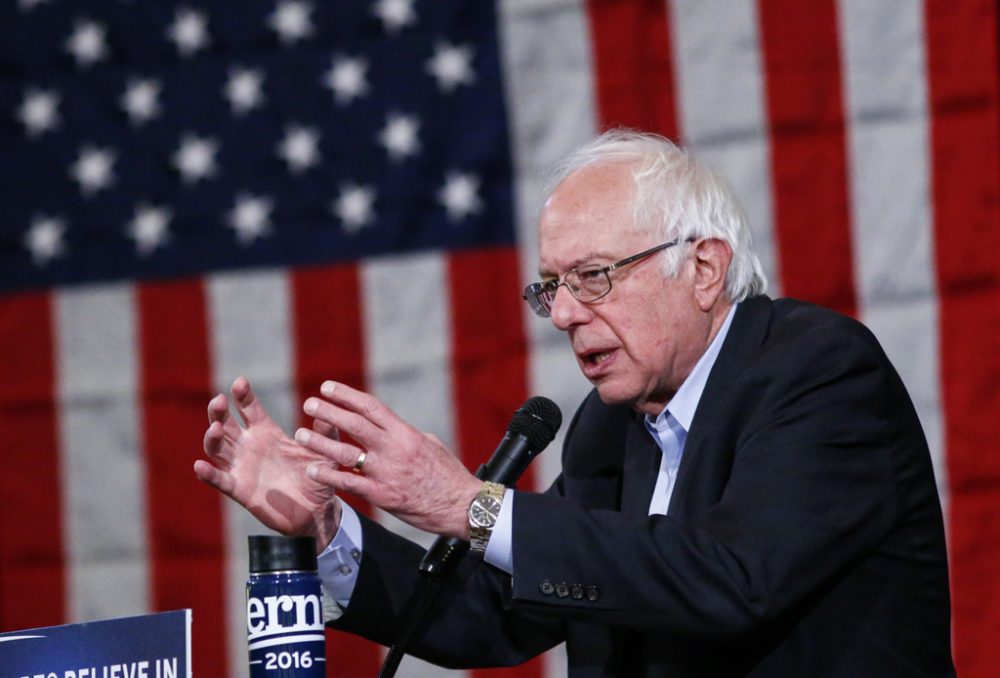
[647,303,737,432]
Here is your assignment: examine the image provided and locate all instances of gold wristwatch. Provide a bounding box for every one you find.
[468,481,505,555]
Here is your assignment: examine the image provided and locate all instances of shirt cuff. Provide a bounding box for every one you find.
[317,500,364,617]
[483,488,514,574]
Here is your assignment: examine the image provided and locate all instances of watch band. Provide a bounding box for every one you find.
[468,481,505,554]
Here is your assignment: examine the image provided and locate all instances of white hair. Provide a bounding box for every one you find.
[548,129,767,302]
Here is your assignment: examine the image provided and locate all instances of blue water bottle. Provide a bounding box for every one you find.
[247,535,327,677]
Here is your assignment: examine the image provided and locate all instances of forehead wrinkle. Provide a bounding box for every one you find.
[538,162,640,278]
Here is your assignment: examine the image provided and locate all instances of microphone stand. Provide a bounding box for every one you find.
[376,397,560,677]
[377,534,471,678]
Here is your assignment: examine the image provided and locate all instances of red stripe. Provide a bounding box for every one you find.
[0,292,66,631]
[449,248,530,473]
[290,264,382,677]
[925,2,1000,676]
[138,280,228,674]
[448,247,540,678]
[586,0,679,139]
[759,0,858,316]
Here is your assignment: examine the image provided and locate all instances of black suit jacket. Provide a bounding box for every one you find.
[332,297,955,676]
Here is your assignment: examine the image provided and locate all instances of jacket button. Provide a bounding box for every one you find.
[539,580,555,596]
[570,584,584,600]
[586,586,600,602]
[555,582,570,598]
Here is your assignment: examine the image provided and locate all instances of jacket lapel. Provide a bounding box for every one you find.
[667,296,774,518]
[620,415,662,519]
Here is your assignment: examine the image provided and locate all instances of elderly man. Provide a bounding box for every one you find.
[196,131,954,676]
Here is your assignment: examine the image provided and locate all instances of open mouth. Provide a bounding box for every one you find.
[578,348,617,377]
[585,351,613,366]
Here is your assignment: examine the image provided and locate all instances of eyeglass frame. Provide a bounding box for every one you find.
[522,237,691,318]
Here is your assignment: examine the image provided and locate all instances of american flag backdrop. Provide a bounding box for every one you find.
[1,0,998,676]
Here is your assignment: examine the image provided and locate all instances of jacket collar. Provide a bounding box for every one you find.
[617,296,774,518]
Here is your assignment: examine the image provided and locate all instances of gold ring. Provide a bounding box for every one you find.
[353,450,367,473]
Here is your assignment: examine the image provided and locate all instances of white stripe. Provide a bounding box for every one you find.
[0,635,46,642]
[498,4,608,674]
[361,251,462,678]
[669,0,780,296]
[837,1,947,510]
[184,608,193,678]
[498,0,596,497]
[362,252,455,550]
[207,269,296,678]
[55,284,149,622]
[247,633,325,650]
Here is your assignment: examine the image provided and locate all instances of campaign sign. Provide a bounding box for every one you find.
[0,609,191,678]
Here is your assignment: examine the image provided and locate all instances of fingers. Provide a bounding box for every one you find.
[295,428,362,470]
[311,417,340,441]
[207,393,229,425]
[317,381,398,429]
[193,459,236,496]
[205,398,243,464]
[207,393,242,443]
[204,420,223,455]
[307,461,372,497]
[231,375,251,402]
[304,395,386,450]
[205,420,243,467]
[231,376,271,427]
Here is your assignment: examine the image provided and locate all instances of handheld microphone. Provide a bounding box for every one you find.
[418,396,562,578]
[379,396,562,678]
[475,395,563,485]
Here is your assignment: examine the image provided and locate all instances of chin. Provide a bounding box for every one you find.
[594,383,639,410]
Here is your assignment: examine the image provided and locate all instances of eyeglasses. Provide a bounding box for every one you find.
[522,238,685,318]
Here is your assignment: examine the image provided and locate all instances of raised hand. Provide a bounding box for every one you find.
[293,381,483,540]
[194,376,342,550]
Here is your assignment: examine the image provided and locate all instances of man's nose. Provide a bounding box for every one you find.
[549,286,591,330]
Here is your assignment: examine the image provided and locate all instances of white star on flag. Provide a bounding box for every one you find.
[277,124,322,173]
[23,215,67,265]
[332,184,377,233]
[438,171,482,222]
[323,56,370,105]
[18,88,60,137]
[426,42,476,93]
[172,134,219,184]
[168,8,211,57]
[65,19,109,68]
[127,204,172,256]
[120,78,162,126]
[372,0,417,33]
[18,0,51,11]
[269,1,315,44]
[70,145,116,197]
[227,193,274,244]
[378,112,421,162]
[225,67,266,115]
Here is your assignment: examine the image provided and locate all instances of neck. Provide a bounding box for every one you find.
[636,298,734,417]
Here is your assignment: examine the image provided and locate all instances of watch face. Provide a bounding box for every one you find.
[469,496,501,528]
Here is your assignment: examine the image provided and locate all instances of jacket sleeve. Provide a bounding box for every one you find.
[328,492,568,668]
[323,389,606,667]
[506,319,916,637]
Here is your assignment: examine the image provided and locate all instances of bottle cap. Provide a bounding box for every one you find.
[248,535,318,573]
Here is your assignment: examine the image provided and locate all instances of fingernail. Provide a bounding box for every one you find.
[321,381,336,397]
[295,428,311,445]
[304,398,318,415]
[306,464,318,480]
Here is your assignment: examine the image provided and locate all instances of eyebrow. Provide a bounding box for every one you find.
[538,251,617,279]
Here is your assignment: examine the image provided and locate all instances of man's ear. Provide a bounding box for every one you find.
[691,238,732,311]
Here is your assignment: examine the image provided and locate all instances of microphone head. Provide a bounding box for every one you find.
[510,396,562,451]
